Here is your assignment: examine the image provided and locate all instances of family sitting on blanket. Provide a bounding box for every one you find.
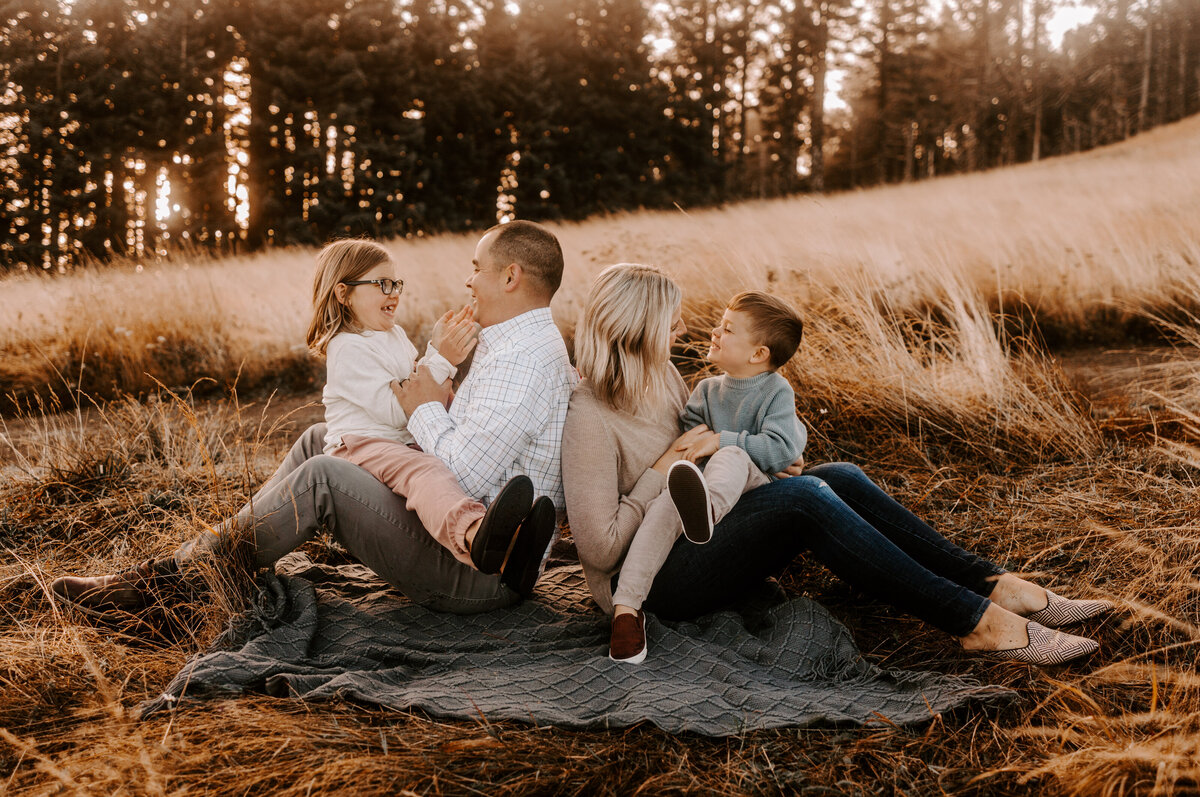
[52,222,1114,669]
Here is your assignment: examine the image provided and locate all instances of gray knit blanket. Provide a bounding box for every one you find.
[141,553,1016,735]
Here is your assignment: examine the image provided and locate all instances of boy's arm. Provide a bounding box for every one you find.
[679,380,711,430]
[718,383,807,474]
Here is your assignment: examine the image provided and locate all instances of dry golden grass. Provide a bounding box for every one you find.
[2,116,1200,795]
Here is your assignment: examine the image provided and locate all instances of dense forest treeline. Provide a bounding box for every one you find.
[2,0,1198,271]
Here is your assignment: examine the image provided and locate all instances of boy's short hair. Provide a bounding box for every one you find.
[727,290,804,371]
[485,219,564,297]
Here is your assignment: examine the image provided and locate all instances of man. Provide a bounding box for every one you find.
[52,220,578,615]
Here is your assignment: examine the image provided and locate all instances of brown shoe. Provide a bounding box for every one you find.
[609,609,647,664]
[1026,590,1115,629]
[51,557,181,617]
[988,621,1099,666]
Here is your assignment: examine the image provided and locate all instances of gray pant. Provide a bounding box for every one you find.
[175,423,518,614]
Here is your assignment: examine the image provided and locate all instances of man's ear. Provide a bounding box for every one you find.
[334,283,348,304]
[749,345,771,365]
[503,262,522,293]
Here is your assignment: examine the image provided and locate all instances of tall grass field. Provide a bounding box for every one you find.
[2,116,1200,795]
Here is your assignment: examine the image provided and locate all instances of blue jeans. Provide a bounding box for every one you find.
[639,462,1003,637]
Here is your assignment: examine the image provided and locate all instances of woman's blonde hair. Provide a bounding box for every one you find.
[306,239,393,355]
[574,263,681,415]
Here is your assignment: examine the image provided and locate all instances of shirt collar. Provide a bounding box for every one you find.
[477,307,554,352]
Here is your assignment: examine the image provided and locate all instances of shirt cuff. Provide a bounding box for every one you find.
[408,400,453,451]
[421,343,457,385]
[718,429,743,450]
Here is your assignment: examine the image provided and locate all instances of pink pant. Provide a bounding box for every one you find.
[330,435,484,568]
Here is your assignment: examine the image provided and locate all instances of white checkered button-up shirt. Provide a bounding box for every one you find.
[408,307,578,513]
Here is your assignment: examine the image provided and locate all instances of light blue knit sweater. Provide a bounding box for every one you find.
[680,370,807,475]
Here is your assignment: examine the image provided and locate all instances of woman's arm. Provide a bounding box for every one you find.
[564,396,710,576]
[562,399,668,577]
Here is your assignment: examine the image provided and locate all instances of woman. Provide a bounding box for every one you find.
[562,264,1113,666]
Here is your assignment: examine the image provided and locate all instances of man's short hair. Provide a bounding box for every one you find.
[485,220,564,297]
[727,290,804,371]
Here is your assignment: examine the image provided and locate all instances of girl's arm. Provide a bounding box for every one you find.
[327,337,410,429]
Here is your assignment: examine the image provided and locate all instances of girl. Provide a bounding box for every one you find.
[307,239,534,574]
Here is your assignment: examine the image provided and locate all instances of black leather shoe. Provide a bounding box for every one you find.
[470,475,534,574]
[500,496,556,599]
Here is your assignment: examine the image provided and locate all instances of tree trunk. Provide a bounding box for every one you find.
[903,120,915,181]
[877,0,893,184]
[1138,2,1153,133]
[810,1,828,193]
[1031,0,1045,160]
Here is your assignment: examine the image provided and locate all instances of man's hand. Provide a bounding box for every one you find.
[392,365,453,416]
[679,430,721,463]
[774,455,805,479]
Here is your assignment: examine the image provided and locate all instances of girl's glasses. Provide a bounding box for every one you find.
[342,278,404,296]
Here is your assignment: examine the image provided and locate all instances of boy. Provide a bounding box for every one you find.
[668,290,807,544]
[608,290,806,663]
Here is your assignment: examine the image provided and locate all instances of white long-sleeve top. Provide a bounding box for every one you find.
[322,326,455,453]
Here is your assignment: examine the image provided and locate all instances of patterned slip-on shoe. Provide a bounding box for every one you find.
[500,496,556,599]
[668,460,713,544]
[470,474,534,574]
[1026,590,1115,629]
[609,609,647,664]
[51,557,181,618]
[989,621,1099,666]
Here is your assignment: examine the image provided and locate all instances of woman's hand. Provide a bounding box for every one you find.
[652,425,711,474]
[431,305,479,366]
[774,454,805,479]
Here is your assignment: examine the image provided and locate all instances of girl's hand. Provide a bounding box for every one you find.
[774,455,805,479]
[679,431,720,462]
[431,305,478,366]
[652,425,710,474]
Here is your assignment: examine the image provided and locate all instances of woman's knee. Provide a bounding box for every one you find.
[769,473,837,503]
[805,461,866,489]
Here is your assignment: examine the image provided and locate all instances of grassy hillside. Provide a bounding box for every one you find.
[2,117,1200,795]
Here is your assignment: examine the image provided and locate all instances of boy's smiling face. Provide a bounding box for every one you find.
[708,308,770,378]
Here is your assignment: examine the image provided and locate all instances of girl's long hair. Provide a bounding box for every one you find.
[306,239,393,356]
[574,263,681,415]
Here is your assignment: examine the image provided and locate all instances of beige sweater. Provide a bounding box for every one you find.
[561,366,689,614]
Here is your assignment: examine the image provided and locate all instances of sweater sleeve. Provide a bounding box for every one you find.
[717,381,807,473]
[680,380,710,431]
[562,392,668,584]
[327,337,409,430]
